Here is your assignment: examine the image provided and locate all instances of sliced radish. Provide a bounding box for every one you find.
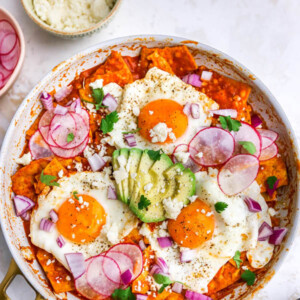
[1,39,20,71]
[0,32,17,55]
[189,127,235,166]
[172,144,201,172]
[233,121,262,157]
[257,129,278,149]
[261,136,273,150]
[102,255,122,285]
[259,143,278,161]
[0,62,13,79]
[209,109,237,118]
[218,154,260,196]
[0,20,16,34]
[29,130,53,159]
[86,255,120,296]
[106,243,143,281]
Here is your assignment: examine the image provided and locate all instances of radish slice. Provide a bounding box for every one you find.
[86,255,120,296]
[233,121,262,157]
[0,20,16,34]
[29,130,53,159]
[218,154,260,196]
[261,136,273,150]
[102,255,122,285]
[105,251,134,279]
[106,243,143,281]
[189,127,235,166]
[1,39,20,71]
[172,144,200,173]
[0,32,17,55]
[209,109,237,118]
[257,129,278,148]
[259,143,278,161]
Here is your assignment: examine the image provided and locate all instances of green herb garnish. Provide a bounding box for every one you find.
[238,141,256,155]
[233,250,243,269]
[214,202,228,213]
[153,274,172,293]
[241,270,256,286]
[267,176,278,190]
[92,88,105,110]
[67,133,74,143]
[73,191,79,200]
[100,111,119,134]
[138,195,151,210]
[219,116,241,132]
[40,170,60,187]
[147,149,164,161]
[122,128,141,134]
[112,287,135,300]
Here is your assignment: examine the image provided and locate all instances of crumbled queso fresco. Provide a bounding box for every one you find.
[33,0,115,32]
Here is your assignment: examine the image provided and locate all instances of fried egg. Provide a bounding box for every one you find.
[30,171,138,269]
[140,168,274,293]
[107,67,218,154]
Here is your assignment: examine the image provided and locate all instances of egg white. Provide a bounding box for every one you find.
[106,67,219,154]
[30,171,138,269]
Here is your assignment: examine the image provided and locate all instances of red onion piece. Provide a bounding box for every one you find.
[54,104,68,115]
[185,290,212,300]
[157,237,173,248]
[136,294,148,300]
[191,103,200,119]
[172,282,183,294]
[39,218,55,232]
[183,103,191,116]
[258,222,274,241]
[54,85,73,102]
[124,134,137,147]
[87,154,106,171]
[209,109,237,118]
[201,71,213,81]
[69,98,82,114]
[103,93,118,112]
[182,74,202,87]
[108,186,117,200]
[156,257,169,274]
[266,179,279,197]
[121,269,132,285]
[40,92,53,111]
[180,249,197,263]
[244,197,262,213]
[13,195,35,216]
[251,114,263,128]
[57,235,66,248]
[20,211,31,221]
[65,253,86,279]
[49,209,58,223]
[149,265,162,276]
[269,227,288,245]
[139,240,146,251]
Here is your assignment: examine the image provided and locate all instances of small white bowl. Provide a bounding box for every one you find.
[21,0,122,39]
[0,7,25,97]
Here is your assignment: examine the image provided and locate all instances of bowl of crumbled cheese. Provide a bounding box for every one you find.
[21,0,122,38]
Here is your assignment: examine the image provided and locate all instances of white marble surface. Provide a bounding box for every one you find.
[0,0,300,299]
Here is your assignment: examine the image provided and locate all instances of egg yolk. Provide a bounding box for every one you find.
[168,199,215,248]
[138,99,188,144]
[56,194,106,244]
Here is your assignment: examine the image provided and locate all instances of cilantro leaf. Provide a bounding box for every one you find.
[241,270,256,286]
[238,141,256,155]
[92,88,105,110]
[219,116,241,132]
[112,287,135,300]
[267,176,278,190]
[138,195,151,210]
[122,128,141,134]
[147,149,163,161]
[100,111,119,134]
[67,133,74,143]
[40,170,60,187]
[158,283,170,293]
[214,202,228,213]
[73,191,79,200]
[153,274,172,285]
[233,250,243,268]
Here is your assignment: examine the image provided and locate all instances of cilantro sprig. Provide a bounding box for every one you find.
[122,128,141,134]
[241,270,256,286]
[92,88,105,110]
[238,141,256,155]
[138,195,151,210]
[219,116,241,132]
[100,111,119,134]
[267,176,278,190]
[73,191,79,200]
[214,201,228,213]
[147,149,164,161]
[153,274,189,293]
[67,132,74,143]
[40,170,60,187]
[233,250,243,269]
[112,287,135,300]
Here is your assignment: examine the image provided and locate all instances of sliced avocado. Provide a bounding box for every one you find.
[112,150,123,201]
[119,148,130,203]
[127,148,143,197]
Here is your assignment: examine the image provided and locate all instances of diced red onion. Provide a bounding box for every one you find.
[185,290,212,300]
[180,249,197,263]
[149,264,162,276]
[13,195,35,217]
[139,240,146,251]
[39,218,55,232]
[267,179,279,197]
[40,92,53,111]
[172,282,183,294]
[269,227,288,245]
[209,109,237,118]
[156,257,169,274]
[244,197,262,213]
[54,85,73,102]
[107,186,117,200]
[103,93,118,112]
[124,134,137,147]
[20,211,31,221]
[65,253,85,279]
[136,294,148,300]
[69,98,82,114]
[182,74,202,87]
[258,222,274,241]
[121,269,132,285]
[87,153,106,171]
[57,235,66,248]
[201,71,213,81]
[49,209,59,223]
[191,103,200,119]
[251,114,263,128]
[157,237,173,248]
[54,104,68,115]
[183,103,191,116]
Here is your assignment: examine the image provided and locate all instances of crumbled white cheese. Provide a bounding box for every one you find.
[89,79,103,90]
[144,183,153,192]
[188,195,198,203]
[58,169,64,178]
[149,110,154,115]
[15,152,32,165]
[103,83,123,102]
[169,132,176,142]
[85,102,96,114]
[163,197,184,219]
[174,151,190,164]
[113,155,128,184]
[74,161,83,172]
[268,207,277,217]
[195,152,203,159]
[132,106,140,117]
[83,144,94,159]
[149,122,174,143]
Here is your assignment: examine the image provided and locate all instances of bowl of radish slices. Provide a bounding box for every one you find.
[0,7,25,97]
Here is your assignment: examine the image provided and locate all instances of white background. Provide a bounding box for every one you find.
[0,0,300,299]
